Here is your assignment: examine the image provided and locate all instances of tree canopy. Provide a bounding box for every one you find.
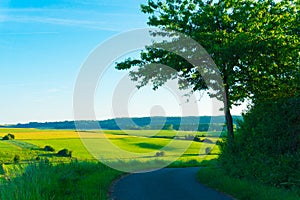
[116,0,300,144]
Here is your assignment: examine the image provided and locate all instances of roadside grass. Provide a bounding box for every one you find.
[2,128,299,200]
[197,161,300,200]
[1,161,123,200]
[0,128,222,199]
[0,158,224,200]
[0,158,217,200]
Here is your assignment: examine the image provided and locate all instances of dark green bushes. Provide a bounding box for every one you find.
[0,164,7,175]
[13,155,20,164]
[155,151,165,157]
[2,133,15,140]
[57,149,72,157]
[44,145,55,152]
[219,96,300,189]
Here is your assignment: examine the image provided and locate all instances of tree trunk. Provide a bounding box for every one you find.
[224,83,234,144]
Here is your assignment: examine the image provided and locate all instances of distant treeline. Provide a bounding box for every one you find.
[7,116,242,131]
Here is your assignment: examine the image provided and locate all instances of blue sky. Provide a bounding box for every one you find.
[0,0,245,124]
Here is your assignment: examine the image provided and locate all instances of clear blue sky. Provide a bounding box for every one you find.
[0,0,246,124]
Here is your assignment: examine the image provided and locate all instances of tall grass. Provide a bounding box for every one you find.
[0,161,122,200]
[197,166,300,200]
[0,157,218,200]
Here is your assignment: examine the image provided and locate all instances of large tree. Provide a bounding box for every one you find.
[116,0,299,144]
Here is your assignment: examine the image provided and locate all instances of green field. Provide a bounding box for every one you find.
[0,128,221,199]
[0,128,220,165]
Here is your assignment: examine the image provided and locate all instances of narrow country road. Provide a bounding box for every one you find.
[110,167,234,200]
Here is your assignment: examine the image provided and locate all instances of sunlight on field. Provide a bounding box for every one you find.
[0,128,220,164]
[0,128,130,140]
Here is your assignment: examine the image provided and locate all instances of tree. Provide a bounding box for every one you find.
[13,155,20,164]
[2,133,15,140]
[164,124,173,130]
[116,0,299,144]
[44,145,55,152]
[219,95,300,188]
[57,149,72,157]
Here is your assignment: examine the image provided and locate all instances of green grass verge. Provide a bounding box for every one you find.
[197,164,300,200]
[0,128,223,199]
[1,161,123,200]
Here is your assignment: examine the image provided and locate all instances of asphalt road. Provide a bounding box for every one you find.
[110,167,234,200]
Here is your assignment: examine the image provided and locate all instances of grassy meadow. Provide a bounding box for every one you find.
[0,128,220,164]
[0,128,220,199]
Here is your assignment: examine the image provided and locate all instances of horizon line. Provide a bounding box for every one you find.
[0,115,243,126]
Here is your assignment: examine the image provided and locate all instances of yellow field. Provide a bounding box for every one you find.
[0,128,220,165]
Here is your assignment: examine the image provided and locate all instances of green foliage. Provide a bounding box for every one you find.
[0,128,220,164]
[2,133,15,140]
[116,0,300,143]
[193,136,201,142]
[219,96,300,188]
[0,161,122,200]
[2,135,9,140]
[164,124,173,130]
[197,166,300,200]
[0,164,7,175]
[155,151,165,157]
[44,145,55,152]
[6,116,238,131]
[57,149,72,157]
[13,155,20,164]
[9,134,15,139]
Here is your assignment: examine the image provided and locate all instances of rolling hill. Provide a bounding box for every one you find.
[6,116,242,131]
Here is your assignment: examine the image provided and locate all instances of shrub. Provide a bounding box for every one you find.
[2,133,15,140]
[0,161,122,200]
[44,145,55,152]
[13,155,20,163]
[186,159,198,166]
[0,164,7,175]
[57,149,72,157]
[8,134,15,139]
[219,96,300,189]
[2,135,9,140]
[155,151,165,157]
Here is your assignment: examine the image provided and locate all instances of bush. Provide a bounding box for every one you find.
[0,164,7,175]
[8,134,15,139]
[13,155,20,164]
[155,151,165,157]
[2,136,9,140]
[57,149,72,157]
[44,145,55,152]
[219,96,300,189]
[2,133,15,140]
